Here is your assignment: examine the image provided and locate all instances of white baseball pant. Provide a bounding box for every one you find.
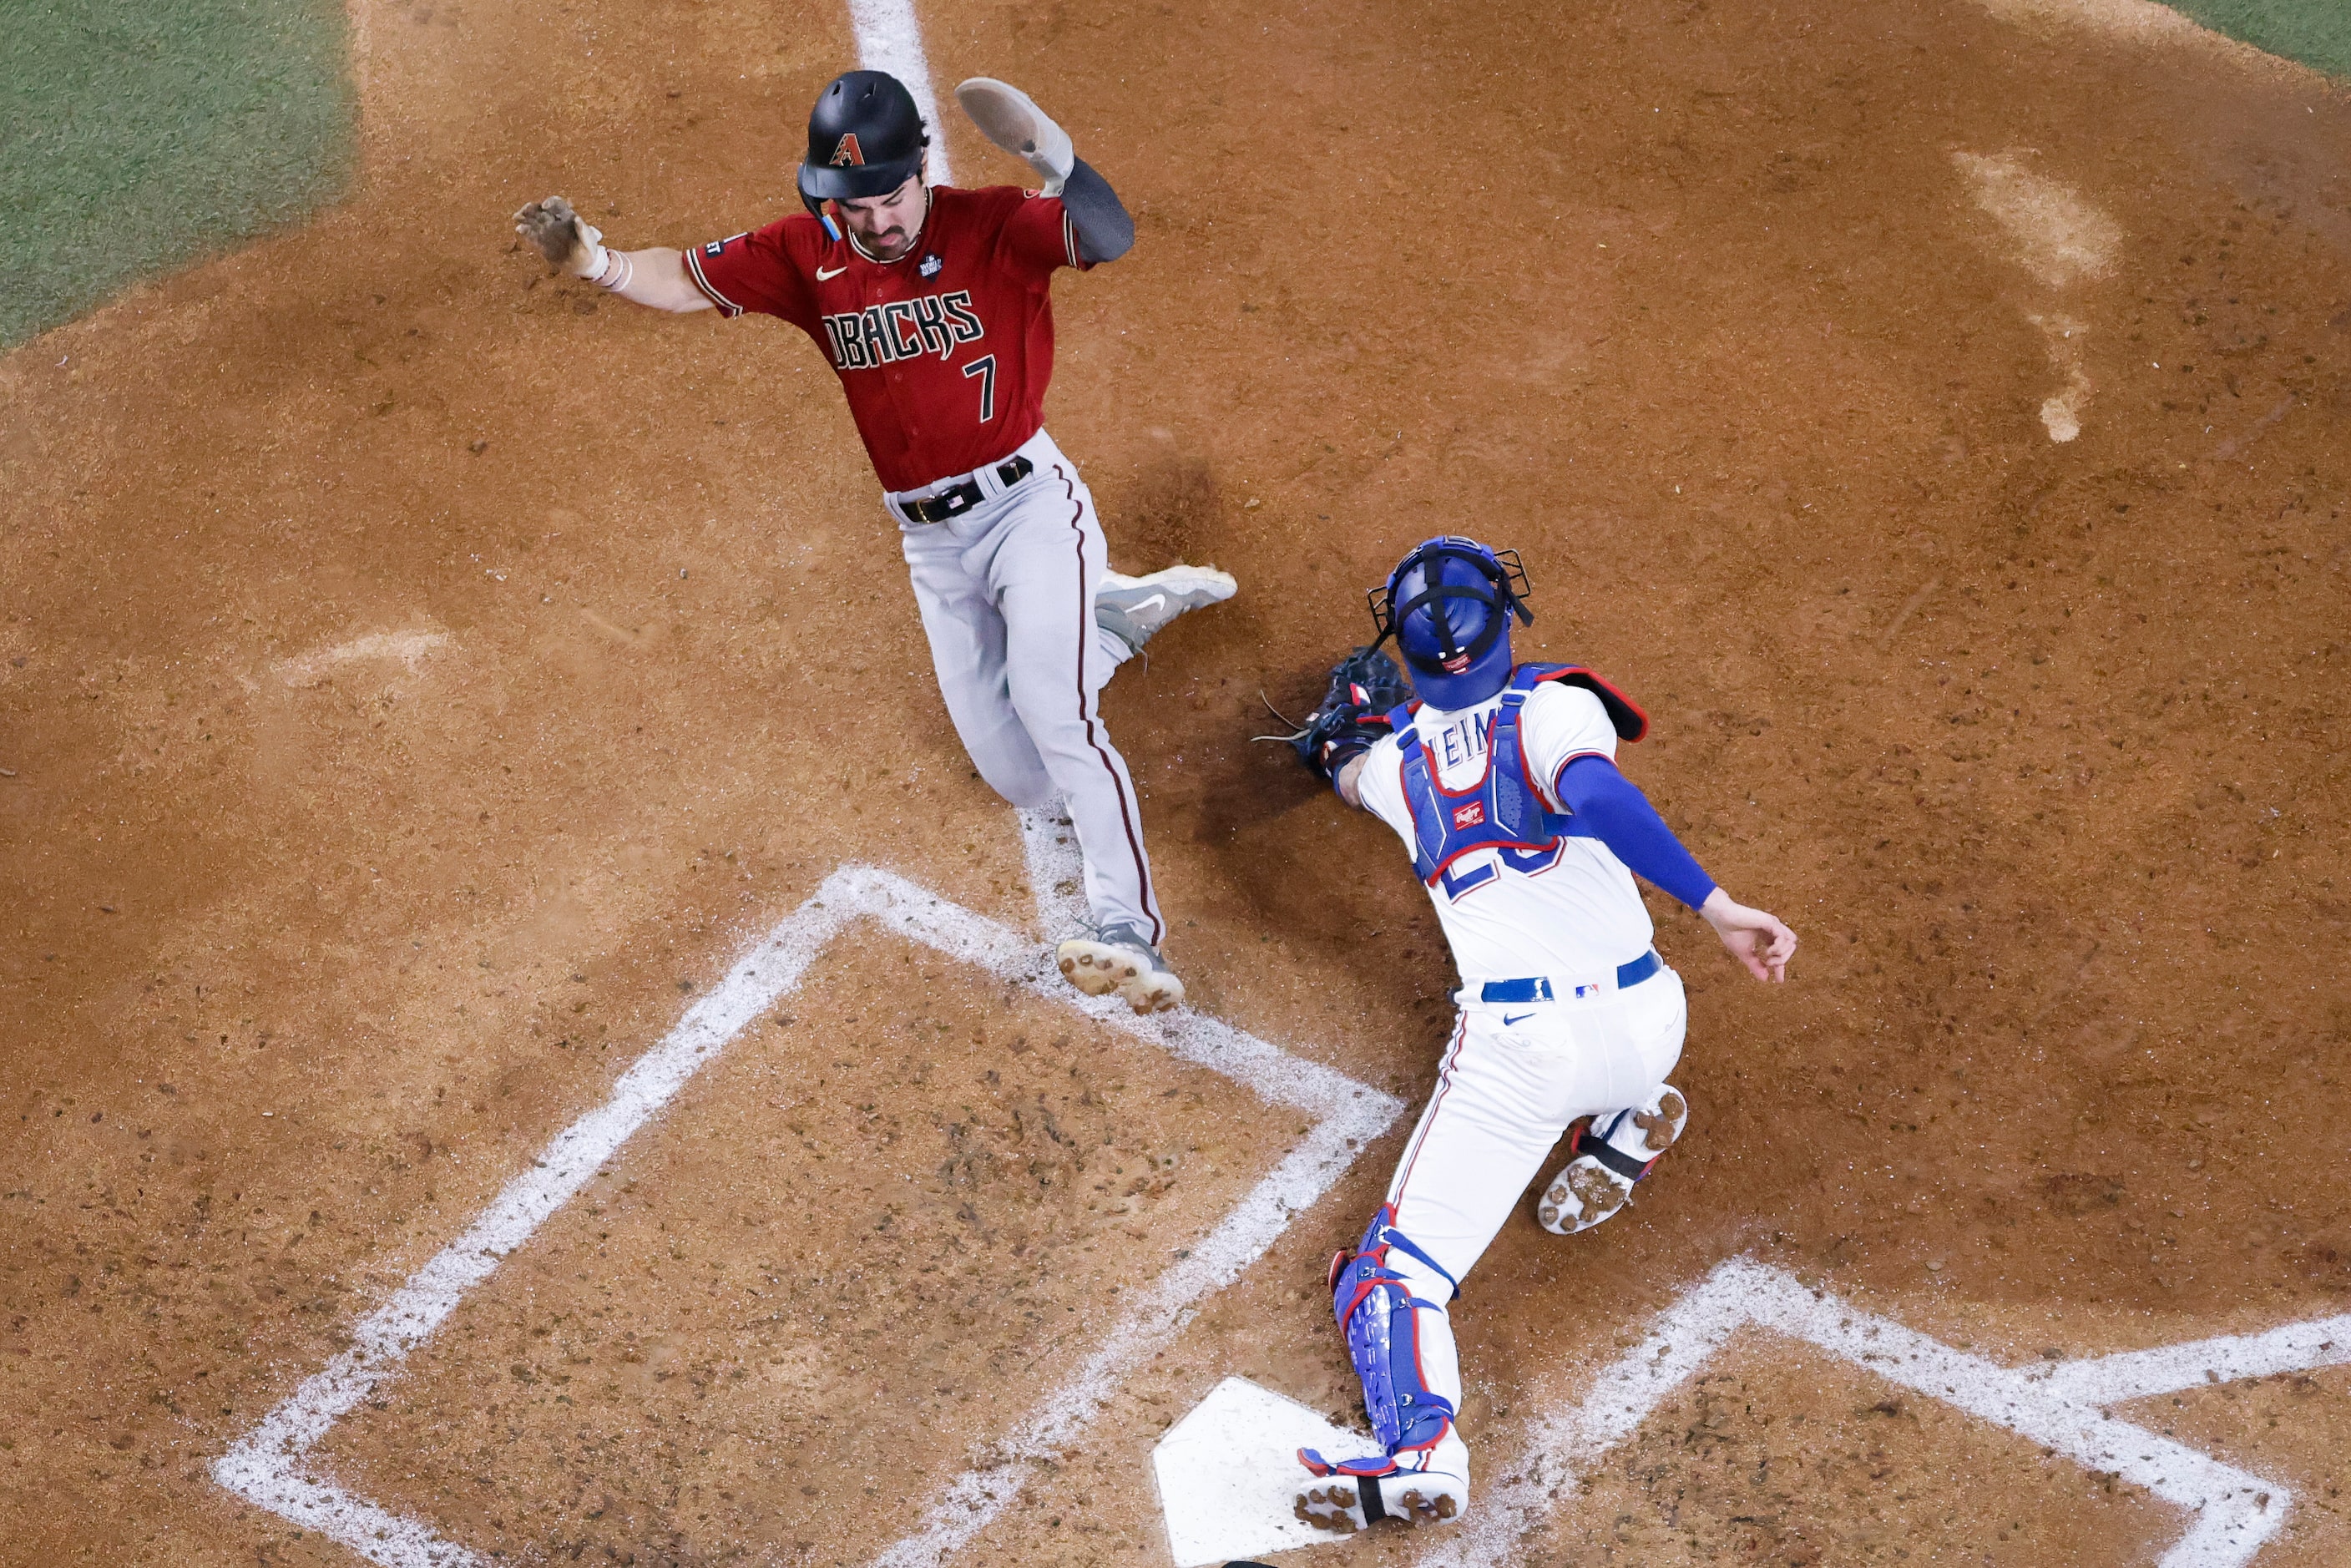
[1381,965,1689,1429]
[892,427,1165,944]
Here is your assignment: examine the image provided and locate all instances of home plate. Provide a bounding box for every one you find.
[1152,1376,1373,1565]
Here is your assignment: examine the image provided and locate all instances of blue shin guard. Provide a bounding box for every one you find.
[1298,1206,1460,1479]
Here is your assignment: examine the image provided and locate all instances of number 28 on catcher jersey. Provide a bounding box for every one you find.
[1358,668,1656,982]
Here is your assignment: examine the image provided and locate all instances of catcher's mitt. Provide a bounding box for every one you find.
[1261,646,1413,785]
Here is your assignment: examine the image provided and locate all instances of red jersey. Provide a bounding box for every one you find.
[684,185,1089,493]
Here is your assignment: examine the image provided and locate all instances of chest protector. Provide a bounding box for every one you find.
[1389,663,1648,886]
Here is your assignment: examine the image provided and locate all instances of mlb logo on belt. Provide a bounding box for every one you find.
[831,133,865,167]
[1452,802,1485,829]
[1575,982,1603,998]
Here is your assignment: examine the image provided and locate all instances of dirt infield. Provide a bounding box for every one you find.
[313,949,1298,1563]
[4,0,2349,1563]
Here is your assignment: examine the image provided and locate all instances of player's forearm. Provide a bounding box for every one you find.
[1336,753,1368,811]
[1553,756,1717,908]
[513,198,714,313]
[588,247,715,313]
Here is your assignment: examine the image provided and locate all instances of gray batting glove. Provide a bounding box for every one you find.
[955,78,1074,196]
[513,195,609,278]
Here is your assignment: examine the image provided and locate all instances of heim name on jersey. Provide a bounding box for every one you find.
[1358,681,1656,984]
[819,291,986,370]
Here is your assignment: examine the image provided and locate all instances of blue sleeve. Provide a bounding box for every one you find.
[1060,159,1133,264]
[1554,755,1718,910]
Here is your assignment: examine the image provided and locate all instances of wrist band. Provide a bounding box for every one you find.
[593,250,632,291]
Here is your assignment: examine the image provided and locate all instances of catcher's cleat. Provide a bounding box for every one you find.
[1536,1085,1687,1237]
[1294,1430,1469,1531]
[1055,922,1184,1014]
[1095,565,1237,655]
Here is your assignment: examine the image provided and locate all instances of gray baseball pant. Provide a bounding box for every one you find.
[892,427,1164,945]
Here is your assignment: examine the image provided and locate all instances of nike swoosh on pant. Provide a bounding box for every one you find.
[1502,1012,1534,1027]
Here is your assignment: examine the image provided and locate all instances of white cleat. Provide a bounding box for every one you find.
[1054,922,1184,1014]
[1095,564,1237,655]
[1294,1432,1469,1531]
[1536,1085,1687,1236]
[955,78,1075,195]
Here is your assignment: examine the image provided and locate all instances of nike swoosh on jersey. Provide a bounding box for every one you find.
[1502,1012,1534,1027]
[816,264,847,281]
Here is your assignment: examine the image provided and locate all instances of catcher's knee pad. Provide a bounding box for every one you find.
[1323,1206,1459,1459]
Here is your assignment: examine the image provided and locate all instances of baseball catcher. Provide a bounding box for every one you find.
[512,73,1231,1014]
[1276,536,1797,1530]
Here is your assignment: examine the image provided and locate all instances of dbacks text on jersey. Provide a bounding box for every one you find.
[820,291,985,370]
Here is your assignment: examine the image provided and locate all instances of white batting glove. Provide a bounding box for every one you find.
[955,78,1075,196]
[513,195,609,279]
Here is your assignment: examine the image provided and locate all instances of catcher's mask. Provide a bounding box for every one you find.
[1368,536,1533,711]
[797,71,928,237]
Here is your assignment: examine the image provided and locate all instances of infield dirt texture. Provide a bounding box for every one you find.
[3,0,2349,1565]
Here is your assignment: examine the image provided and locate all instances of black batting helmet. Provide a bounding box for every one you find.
[796,71,928,210]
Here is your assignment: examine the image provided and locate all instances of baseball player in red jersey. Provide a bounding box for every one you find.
[514,73,1231,1014]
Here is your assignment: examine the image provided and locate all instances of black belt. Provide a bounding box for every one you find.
[1479,949,1661,1004]
[894,455,1034,524]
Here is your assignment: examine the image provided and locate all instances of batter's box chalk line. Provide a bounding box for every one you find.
[1397,1257,2351,1568]
[210,803,1406,1568]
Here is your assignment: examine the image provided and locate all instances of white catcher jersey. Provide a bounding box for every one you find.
[1358,682,1654,983]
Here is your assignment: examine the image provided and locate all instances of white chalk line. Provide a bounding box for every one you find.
[210,809,1400,1567]
[846,0,952,186]
[1949,150,2121,444]
[2029,311,2094,443]
[2046,1313,2351,1409]
[1418,1257,2330,1568]
[1953,150,2121,291]
[274,628,450,687]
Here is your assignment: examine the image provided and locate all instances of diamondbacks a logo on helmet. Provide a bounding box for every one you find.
[831,133,866,167]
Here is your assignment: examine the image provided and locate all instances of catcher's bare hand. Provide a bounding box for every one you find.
[1699,889,1797,983]
[513,195,605,276]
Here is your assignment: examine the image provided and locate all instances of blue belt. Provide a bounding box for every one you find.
[1479,949,1660,1004]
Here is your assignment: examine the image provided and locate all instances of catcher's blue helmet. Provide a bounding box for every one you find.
[1368,536,1533,711]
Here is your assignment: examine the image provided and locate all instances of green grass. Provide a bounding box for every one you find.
[2166,0,2351,78]
[0,0,353,350]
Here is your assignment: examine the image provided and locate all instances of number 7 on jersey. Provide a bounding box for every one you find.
[961,354,997,423]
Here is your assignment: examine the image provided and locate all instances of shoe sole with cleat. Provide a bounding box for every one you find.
[1293,1473,1464,1532]
[1536,1087,1686,1235]
[1054,937,1184,1015]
